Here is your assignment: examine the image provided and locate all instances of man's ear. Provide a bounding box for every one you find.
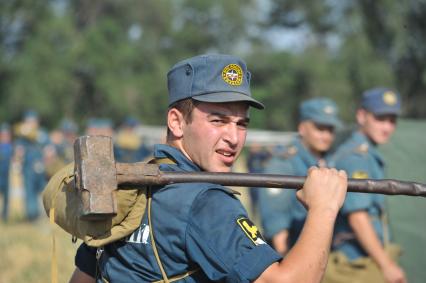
[356,109,367,126]
[298,121,307,137]
[167,108,185,138]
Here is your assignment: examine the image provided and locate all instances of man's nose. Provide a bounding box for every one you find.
[223,123,239,146]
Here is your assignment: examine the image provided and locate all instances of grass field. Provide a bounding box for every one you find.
[0,216,79,283]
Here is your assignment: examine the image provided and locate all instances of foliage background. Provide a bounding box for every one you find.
[1,0,425,130]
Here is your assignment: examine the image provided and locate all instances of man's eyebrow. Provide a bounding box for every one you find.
[208,112,250,123]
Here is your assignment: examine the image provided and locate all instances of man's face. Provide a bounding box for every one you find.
[298,120,335,154]
[357,109,397,144]
[176,101,249,172]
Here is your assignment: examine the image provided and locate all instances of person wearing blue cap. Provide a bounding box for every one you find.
[14,110,48,221]
[85,118,114,137]
[69,54,348,283]
[323,88,406,283]
[114,117,151,163]
[258,97,342,256]
[0,123,13,221]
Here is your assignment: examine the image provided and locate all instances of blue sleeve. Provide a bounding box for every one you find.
[336,154,373,214]
[258,158,294,238]
[186,188,282,282]
[75,243,97,278]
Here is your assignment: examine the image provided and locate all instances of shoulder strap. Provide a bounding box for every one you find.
[147,156,199,283]
[147,186,170,283]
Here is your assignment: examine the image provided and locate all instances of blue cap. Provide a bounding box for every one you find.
[167,54,264,109]
[60,119,78,133]
[24,110,39,120]
[0,123,10,132]
[361,87,401,115]
[299,98,341,128]
[87,118,112,129]
[123,116,139,128]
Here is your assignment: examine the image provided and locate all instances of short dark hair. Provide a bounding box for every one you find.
[166,98,199,140]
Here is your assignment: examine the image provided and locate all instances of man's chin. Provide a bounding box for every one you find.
[211,164,233,173]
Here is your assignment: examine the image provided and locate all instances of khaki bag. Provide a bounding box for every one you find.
[42,163,147,247]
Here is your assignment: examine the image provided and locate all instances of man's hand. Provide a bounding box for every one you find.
[382,260,407,283]
[296,167,347,214]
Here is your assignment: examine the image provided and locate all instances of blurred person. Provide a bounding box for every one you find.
[324,88,406,283]
[59,118,79,162]
[246,143,271,213]
[44,129,66,178]
[44,119,79,178]
[258,98,341,256]
[66,54,348,283]
[0,123,13,222]
[114,116,150,163]
[85,118,114,137]
[14,110,48,221]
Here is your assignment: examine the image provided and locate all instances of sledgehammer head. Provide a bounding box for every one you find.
[74,135,117,220]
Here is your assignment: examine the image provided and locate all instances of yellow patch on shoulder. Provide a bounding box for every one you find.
[237,218,266,245]
[352,171,369,179]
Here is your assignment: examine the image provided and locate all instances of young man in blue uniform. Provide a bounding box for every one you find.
[0,123,13,222]
[69,54,348,283]
[114,117,150,163]
[324,88,406,283]
[258,97,341,256]
[14,110,48,221]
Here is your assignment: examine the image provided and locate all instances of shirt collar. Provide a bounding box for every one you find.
[352,131,384,165]
[153,144,201,172]
[293,137,321,167]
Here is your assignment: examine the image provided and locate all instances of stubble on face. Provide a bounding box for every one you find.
[179,102,250,172]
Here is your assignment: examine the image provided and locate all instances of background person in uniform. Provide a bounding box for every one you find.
[14,110,48,221]
[58,118,79,163]
[0,123,13,222]
[68,54,348,283]
[246,142,272,214]
[85,118,114,137]
[114,116,151,163]
[324,88,406,283]
[44,118,79,178]
[258,97,341,256]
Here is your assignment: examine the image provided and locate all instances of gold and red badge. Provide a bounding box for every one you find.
[222,64,243,86]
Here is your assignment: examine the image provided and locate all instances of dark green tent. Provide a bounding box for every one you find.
[380,119,426,283]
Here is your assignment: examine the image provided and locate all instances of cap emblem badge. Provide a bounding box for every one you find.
[222,64,243,86]
[383,91,397,106]
[324,105,335,115]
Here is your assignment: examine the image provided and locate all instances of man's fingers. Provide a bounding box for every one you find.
[307,166,318,174]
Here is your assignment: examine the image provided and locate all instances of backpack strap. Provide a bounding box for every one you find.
[147,186,170,283]
[147,156,200,283]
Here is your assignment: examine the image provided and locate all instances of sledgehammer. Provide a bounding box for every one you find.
[74,135,426,220]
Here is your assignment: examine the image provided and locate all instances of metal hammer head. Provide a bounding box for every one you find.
[74,135,117,220]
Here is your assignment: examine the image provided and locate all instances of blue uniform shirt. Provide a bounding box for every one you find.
[330,131,387,260]
[258,138,330,246]
[76,144,281,282]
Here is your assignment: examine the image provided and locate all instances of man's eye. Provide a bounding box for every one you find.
[237,122,248,129]
[211,119,225,125]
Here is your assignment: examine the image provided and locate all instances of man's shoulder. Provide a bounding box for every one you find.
[263,147,296,174]
[332,136,370,162]
[163,182,240,200]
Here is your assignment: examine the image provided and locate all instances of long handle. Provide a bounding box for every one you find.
[116,163,426,197]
